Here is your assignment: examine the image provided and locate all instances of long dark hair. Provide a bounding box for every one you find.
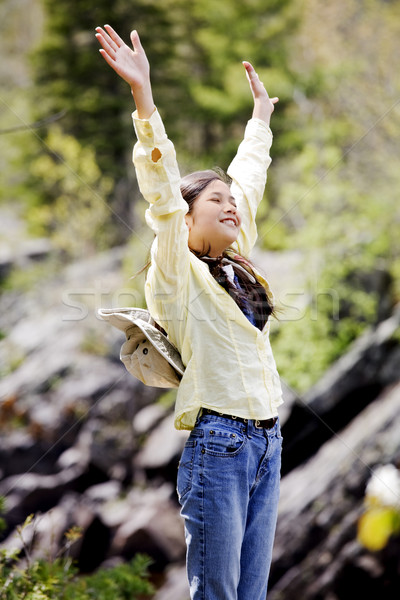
[180,169,274,328]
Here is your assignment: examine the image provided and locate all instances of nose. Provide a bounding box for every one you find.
[224,202,237,213]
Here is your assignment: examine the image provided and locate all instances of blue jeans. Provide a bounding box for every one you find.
[177,412,282,600]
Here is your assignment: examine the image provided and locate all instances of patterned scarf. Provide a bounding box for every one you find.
[201,254,272,330]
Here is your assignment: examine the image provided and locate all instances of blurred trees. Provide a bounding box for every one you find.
[28,126,113,258]
[26,0,296,247]
[27,0,172,245]
[32,0,296,161]
[264,0,400,389]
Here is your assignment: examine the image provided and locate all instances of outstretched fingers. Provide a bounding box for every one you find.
[103,24,125,49]
[96,26,143,61]
[95,28,117,60]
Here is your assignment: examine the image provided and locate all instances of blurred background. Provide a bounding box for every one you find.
[0,0,399,598]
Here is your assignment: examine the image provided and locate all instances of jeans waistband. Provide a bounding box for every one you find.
[199,408,278,430]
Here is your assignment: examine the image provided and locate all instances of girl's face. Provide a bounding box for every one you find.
[185,179,242,257]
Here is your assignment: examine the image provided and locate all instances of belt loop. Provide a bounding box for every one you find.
[246,419,252,439]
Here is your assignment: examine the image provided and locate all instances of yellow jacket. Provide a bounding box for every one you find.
[132,109,283,430]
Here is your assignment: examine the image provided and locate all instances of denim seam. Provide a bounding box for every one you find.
[200,443,205,599]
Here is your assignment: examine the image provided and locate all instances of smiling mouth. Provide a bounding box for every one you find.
[221,218,238,227]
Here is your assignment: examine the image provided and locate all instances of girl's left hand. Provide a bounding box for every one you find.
[243,61,278,125]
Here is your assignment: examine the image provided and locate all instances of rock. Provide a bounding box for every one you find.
[0,501,70,561]
[281,305,400,473]
[153,564,189,600]
[76,417,134,482]
[34,493,98,569]
[0,255,12,282]
[84,481,122,504]
[0,237,52,283]
[0,429,62,479]
[0,465,87,535]
[0,339,76,398]
[134,413,189,484]
[344,266,394,323]
[268,382,400,599]
[57,445,90,471]
[74,513,112,573]
[109,484,185,568]
[97,494,135,530]
[133,403,169,435]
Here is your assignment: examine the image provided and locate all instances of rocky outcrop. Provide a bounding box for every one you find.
[270,381,400,600]
[1,243,399,599]
[281,304,400,474]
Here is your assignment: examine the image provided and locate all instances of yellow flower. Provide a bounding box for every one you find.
[357,507,397,551]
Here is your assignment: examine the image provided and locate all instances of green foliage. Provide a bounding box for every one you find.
[30,0,142,177]
[0,555,154,600]
[0,498,5,535]
[166,0,297,166]
[66,555,154,600]
[25,125,112,258]
[260,0,400,390]
[7,0,297,260]
[271,295,374,394]
[0,507,154,600]
[29,0,297,188]
[0,0,42,207]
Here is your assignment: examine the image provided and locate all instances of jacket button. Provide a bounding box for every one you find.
[143,348,148,355]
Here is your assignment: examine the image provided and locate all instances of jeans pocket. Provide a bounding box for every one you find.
[203,425,247,457]
[177,440,196,502]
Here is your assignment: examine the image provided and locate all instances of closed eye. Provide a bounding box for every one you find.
[208,197,237,207]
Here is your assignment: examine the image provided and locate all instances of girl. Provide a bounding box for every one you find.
[95,24,283,600]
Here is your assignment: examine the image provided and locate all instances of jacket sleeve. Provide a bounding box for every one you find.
[132,108,190,292]
[227,118,273,257]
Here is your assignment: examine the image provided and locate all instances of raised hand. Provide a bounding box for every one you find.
[242,61,278,125]
[95,25,155,119]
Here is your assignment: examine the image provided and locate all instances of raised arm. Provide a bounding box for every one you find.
[227,63,278,256]
[95,25,190,294]
[95,25,155,119]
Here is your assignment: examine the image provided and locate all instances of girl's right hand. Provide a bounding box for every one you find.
[95,25,155,118]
